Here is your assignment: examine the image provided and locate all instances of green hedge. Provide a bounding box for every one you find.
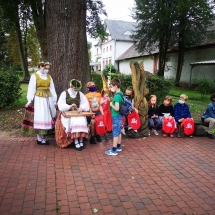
[91,73,103,92]
[90,73,173,103]
[0,71,22,108]
[146,76,174,104]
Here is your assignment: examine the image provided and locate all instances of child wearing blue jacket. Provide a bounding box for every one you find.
[174,94,192,138]
[201,92,215,139]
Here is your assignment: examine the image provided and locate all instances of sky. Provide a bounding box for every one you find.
[101,0,134,22]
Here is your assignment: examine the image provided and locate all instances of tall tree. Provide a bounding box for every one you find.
[174,0,215,86]
[0,0,30,81]
[46,0,107,96]
[132,0,176,77]
[26,0,48,61]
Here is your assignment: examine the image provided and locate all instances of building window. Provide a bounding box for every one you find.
[106,47,108,52]
[103,48,105,53]
[106,59,108,65]
[97,48,98,55]
[109,58,111,65]
[110,45,112,51]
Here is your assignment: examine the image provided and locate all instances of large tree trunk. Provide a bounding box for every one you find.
[126,61,148,138]
[46,0,90,97]
[30,0,48,61]
[14,6,30,82]
[175,33,185,86]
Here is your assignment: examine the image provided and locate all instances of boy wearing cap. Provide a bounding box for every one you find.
[22,61,57,145]
[57,79,90,150]
[85,81,103,144]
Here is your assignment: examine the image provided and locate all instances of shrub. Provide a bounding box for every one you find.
[0,71,22,108]
[194,78,215,99]
[103,64,117,77]
[91,73,103,92]
[146,76,174,104]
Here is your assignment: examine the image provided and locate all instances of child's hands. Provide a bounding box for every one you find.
[164,114,169,119]
[135,108,139,114]
[169,116,173,120]
[178,118,184,122]
[152,114,158,118]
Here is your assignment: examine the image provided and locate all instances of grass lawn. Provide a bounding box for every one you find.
[169,87,209,120]
[13,84,28,107]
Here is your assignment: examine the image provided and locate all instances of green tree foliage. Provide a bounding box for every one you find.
[194,78,215,99]
[86,0,108,42]
[132,0,176,77]
[0,71,22,107]
[132,0,215,85]
[26,24,40,67]
[174,0,215,86]
[0,0,30,81]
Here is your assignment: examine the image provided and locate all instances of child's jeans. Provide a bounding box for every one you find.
[112,114,123,137]
[148,117,162,130]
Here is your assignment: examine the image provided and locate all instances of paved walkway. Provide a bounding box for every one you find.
[0,134,215,215]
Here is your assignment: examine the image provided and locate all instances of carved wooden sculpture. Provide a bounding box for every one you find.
[126,61,149,138]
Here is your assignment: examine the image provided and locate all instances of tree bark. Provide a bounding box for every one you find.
[46,0,90,97]
[175,32,185,86]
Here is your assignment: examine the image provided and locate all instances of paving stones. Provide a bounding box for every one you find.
[0,135,215,214]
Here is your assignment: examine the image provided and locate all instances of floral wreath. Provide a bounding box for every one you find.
[70,79,82,90]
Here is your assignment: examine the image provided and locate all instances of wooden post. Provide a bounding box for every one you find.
[126,61,149,138]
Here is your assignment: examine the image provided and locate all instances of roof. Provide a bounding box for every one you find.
[190,60,215,67]
[104,19,138,41]
[116,42,159,61]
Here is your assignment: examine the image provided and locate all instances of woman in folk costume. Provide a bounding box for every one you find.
[56,79,90,150]
[22,62,57,145]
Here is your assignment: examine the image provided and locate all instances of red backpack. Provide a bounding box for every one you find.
[127,112,141,130]
[95,115,106,135]
[162,117,176,134]
[182,118,194,135]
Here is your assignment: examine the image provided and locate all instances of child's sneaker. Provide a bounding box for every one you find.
[105,149,118,156]
[148,130,151,136]
[170,133,174,138]
[163,133,167,137]
[110,146,122,152]
[121,128,126,135]
[152,129,159,135]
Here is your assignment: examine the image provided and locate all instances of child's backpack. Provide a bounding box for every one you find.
[95,115,106,135]
[182,118,194,135]
[162,117,176,134]
[127,112,141,130]
[117,93,131,116]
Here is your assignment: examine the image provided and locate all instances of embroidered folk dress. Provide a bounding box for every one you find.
[57,89,89,146]
[22,70,57,134]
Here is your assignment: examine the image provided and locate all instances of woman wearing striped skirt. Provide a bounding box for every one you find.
[22,62,57,145]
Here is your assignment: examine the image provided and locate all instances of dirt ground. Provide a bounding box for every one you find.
[0,107,203,139]
[0,107,32,138]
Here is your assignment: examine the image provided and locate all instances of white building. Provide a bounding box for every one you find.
[90,19,138,72]
[116,41,215,84]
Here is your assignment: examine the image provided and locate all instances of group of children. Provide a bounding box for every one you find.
[104,78,196,156]
[147,93,193,138]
